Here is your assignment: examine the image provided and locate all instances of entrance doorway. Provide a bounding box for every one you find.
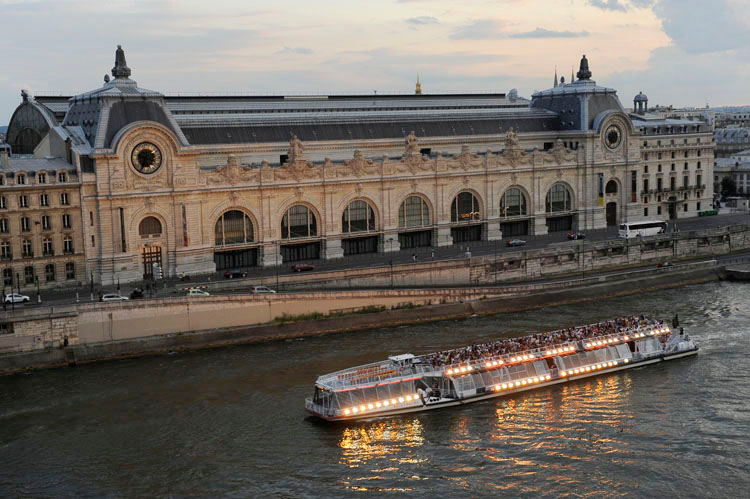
[606,202,617,226]
[142,246,162,279]
[668,197,677,219]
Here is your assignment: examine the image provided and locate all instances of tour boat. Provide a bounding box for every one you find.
[304,320,698,421]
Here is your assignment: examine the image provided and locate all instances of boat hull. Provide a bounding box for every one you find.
[306,346,698,422]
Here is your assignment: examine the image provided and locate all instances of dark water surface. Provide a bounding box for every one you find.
[2,281,750,498]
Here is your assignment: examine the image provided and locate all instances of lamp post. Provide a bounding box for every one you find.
[581,238,585,281]
[35,276,40,303]
[275,240,280,290]
[387,237,394,288]
[15,272,20,312]
[90,272,94,301]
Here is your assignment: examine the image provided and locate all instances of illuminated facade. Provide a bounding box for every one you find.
[2,48,714,285]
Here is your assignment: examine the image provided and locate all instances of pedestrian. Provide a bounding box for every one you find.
[412,253,417,262]
[431,248,435,259]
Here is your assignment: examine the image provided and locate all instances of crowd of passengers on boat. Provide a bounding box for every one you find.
[420,315,667,368]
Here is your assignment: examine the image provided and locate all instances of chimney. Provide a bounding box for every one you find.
[0,147,9,169]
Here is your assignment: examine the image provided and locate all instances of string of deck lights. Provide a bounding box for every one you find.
[343,393,420,416]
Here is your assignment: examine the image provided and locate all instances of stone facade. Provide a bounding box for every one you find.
[3,47,715,285]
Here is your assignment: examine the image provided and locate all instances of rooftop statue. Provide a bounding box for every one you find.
[288,135,304,161]
[111,45,132,79]
[405,131,419,155]
[576,54,592,81]
[505,128,519,149]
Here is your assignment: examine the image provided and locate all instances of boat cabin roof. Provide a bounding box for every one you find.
[388,353,415,363]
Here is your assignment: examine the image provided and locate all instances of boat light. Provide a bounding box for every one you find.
[515,381,521,387]
[447,369,453,375]
[585,366,591,372]
[497,360,503,365]
[624,359,629,363]
[398,397,405,403]
[391,398,397,404]
[546,350,552,356]
[624,335,629,340]
[460,367,466,373]
[360,405,366,412]
[533,377,539,383]
[561,371,567,376]
[368,404,374,410]
[467,365,473,371]
[545,374,551,380]
[405,395,412,401]
[375,402,382,408]
[521,380,527,386]
[344,409,351,415]
[383,400,390,407]
[486,362,492,368]
[352,407,358,413]
[501,383,508,389]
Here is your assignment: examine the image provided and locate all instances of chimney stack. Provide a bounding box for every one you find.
[0,146,9,169]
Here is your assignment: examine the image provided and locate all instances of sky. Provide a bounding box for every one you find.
[1,0,749,123]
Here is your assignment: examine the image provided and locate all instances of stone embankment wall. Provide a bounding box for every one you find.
[1,222,747,373]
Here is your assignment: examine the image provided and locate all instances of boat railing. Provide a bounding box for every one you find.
[438,324,670,374]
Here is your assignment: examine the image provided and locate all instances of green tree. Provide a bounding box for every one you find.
[721,176,737,196]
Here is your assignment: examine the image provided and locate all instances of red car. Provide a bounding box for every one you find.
[291,263,315,272]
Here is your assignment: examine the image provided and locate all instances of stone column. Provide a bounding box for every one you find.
[324,239,344,260]
[381,234,401,253]
[436,226,453,247]
[261,243,282,268]
[533,215,549,235]
[485,219,502,241]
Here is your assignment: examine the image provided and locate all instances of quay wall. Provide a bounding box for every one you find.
[0,261,722,374]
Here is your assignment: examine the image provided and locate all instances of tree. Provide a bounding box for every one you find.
[721,176,737,196]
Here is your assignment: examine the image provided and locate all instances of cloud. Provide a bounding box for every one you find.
[653,0,749,54]
[511,28,589,39]
[407,16,438,26]
[277,46,313,55]
[588,0,628,11]
[450,19,512,40]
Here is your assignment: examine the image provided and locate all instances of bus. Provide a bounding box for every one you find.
[618,220,668,238]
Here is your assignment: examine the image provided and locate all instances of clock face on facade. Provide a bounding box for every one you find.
[131,142,163,174]
[605,125,622,150]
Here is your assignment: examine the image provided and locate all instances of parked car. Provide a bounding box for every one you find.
[657,261,673,268]
[101,294,129,302]
[4,293,30,304]
[567,232,586,240]
[251,286,276,294]
[129,288,144,299]
[224,269,248,279]
[291,263,315,272]
[506,239,526,247]
[186,288,210,297]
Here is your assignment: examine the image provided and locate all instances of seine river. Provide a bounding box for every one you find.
[1,281,749,498]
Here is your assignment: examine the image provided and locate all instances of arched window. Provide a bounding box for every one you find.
[546,183,572,213]
[398,196,430,228]
[281,205,317,239]
[215,210,254,246]
[139,217,162,237]
[500,188,528,217]
[451,192,480,222]
[342,200,375,233]
[605,180,618,194]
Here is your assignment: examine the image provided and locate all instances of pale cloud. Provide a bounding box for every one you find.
[511,28,589,39]
[654,0,749,54]
[277,47,313,55]
[450,19,513,40]
[407,16,439,25]
[588,0,627,11]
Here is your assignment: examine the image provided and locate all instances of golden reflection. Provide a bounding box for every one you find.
[337,418,425,468]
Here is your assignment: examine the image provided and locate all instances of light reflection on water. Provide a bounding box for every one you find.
[1,281,750,497]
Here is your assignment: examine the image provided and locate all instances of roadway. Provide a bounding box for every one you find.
[3,212,750,310]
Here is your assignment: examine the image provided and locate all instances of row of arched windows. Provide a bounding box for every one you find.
[136,183,576,246]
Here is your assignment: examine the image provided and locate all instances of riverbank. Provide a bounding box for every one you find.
[0,261,721,375]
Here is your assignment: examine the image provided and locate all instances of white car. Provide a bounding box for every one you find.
[186,288,210,297]
[4,293,30,304]
[251,286,276,294]
[101,293,129,302]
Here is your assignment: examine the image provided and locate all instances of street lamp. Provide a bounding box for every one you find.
[90,272,94,301]
[581,238,585,281]
[275,240,280,290]
[387,237,394,288]
[35,276,40,303]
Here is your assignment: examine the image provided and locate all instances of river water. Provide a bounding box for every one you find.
[1,281,749,498]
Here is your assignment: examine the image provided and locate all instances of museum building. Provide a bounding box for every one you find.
[2,47,714,287]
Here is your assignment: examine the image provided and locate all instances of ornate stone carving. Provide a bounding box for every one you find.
[545,138,577,165]
[337,150,378,178]
[206,155,258,186]
[274,158,322,182]
[505,128,519,149]
[144,197,154,210]
[450,144,482,171]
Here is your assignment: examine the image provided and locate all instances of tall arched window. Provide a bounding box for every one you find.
[546,183,572,213]
[281,205,317,239]
[500,188,528,217]
[451,192,480,222]
[605,180,618,194]
[342,200,375,233]
[215,210,254,246]
[398,196,430,228]
[139,216,162,237]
